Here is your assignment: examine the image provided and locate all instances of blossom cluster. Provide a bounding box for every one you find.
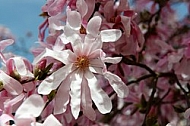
[0,0,190,126]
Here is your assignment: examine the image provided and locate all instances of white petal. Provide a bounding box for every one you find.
[33,48,70,65]
[89,66,102,74]
[0,39,14,51]
[103,57,122,64]
[66,8,81,30]
[104,71,129,98]
[85,70,112,114]
[15,94,45,118]
[54,77,71,114]
[70,70,83,119]
[76,0,88,18]
[43,114,62,126]
[12,57,33,78]
[184,108,190,119]
[38,65,73,95]
[87,16,102,37]
[0,70,23,95]
[81,77,96,120]
[100,29,122,42]
[63,25,81,44]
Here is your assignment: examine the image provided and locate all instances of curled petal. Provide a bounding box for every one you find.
[0,39,14,52]
[10,57,34,78]
[100,29,122,42]
[85,70,112,114]
[0,70,23,95]
[104,71,129,98]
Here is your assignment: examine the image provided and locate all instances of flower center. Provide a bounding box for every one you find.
[75,56,89,70]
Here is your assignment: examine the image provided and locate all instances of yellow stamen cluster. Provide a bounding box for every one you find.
[75,56,89,70]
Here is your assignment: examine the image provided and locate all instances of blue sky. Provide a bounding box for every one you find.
[0,0,188,62]
[0,0,45,61]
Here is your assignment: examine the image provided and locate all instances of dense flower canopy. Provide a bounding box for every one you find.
[0,0,190,126]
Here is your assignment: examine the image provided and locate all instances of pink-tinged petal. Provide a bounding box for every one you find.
[52,37,65,51]
[66,8,81,30]
[76,0,88,18]
[103,1,114,21]
[83,0,95,21]
[89,66,102,74]
[11,57,33,78]
[103,57,122,64]
[100,29,122,42]
[0,39,14,52]
[89,59,104,68]
[33,48,70,65]
[4,93,25,107]
[120,16,131,37]
[87,16,102,37]
[15,118,35,126]
[42,114,62,126]
[70,70,83,119]
[88,49,101,59]
[104,71,129,98]
[81,77,96,121]
[0,70,23,95]
[54,77,71,114]
[184,108,190,119]
[85,70,112,114]
[15,94,45,118]
[0,114,14,125]
[38,64,73,95]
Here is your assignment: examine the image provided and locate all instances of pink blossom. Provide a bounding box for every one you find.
[33,39,129,120]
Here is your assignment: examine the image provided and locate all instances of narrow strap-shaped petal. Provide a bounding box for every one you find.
[38,64,73,95]
[100,29,122,42]
[85,70,112,114]
[33,48,70,65]
[103,57,122,64]
[54,76,71,114]
[70,70,83,119]
[0,70,23,95]
[104,71,129,98]
[81,77,96,121]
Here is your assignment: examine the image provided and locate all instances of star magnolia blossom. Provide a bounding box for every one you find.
[33,39,129,120]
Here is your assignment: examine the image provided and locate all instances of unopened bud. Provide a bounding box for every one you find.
[0,81,3,91]
[10,70,21,81]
